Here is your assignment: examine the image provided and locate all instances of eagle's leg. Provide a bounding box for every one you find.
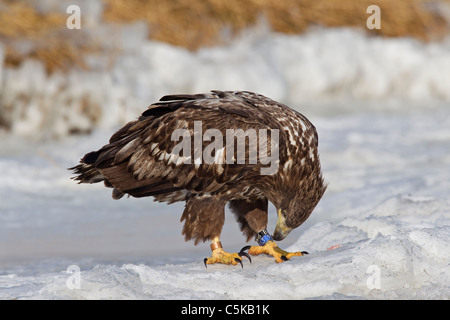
[241,229,308,263]
[204,236,251,268]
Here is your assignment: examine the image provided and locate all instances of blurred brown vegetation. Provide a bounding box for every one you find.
[1,0,449,73]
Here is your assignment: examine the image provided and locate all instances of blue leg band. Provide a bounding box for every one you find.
[256,229,273,246]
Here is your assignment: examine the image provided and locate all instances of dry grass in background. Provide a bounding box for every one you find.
[103,0,450,47]
[0,0,449,73]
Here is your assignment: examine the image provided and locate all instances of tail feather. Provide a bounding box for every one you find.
[69,163,104,184]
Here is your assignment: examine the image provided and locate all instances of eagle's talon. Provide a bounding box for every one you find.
[245,240,307,263]
[240,245,252,253]
[238,251,252,263]
[204,247,247,266]
[301,251,309,255]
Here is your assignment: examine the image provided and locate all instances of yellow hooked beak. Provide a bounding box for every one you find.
[273,208,292,241]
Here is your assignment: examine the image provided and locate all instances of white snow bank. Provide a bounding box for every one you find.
[1,22,450,138]
[1,223,448,300]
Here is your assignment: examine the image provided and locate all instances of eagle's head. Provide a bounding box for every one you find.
[271,174,327,241]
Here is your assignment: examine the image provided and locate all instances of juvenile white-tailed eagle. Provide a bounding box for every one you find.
[70,91,326,266]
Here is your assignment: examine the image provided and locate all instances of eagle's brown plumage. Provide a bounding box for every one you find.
[71,90,326,255]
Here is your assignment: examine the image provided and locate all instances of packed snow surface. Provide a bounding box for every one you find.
[1,25,450,299]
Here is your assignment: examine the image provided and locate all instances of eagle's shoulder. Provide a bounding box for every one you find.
[147,90,272,121]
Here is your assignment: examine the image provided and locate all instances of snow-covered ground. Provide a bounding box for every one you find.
[0,24,449,299]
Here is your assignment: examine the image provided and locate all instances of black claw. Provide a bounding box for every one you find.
[240,245,251,252]
[280,255,288,261]
[204,258,208,268]
[235,257,243,268]
[301,251,309,255]
[239,251,252,263]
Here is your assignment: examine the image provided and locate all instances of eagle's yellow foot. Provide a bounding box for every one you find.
[241,240,308,263]
[203,240,251,268]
